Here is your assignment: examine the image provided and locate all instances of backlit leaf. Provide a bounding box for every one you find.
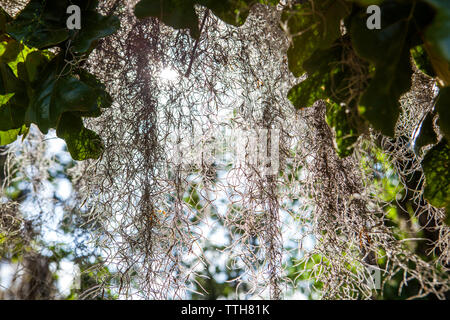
[0,125,28,146]
[25,57,100,133]
[350,2,415,136]
[282,0,351,77]
[411,45,436,78]
[326,102,359,158]
[56,112,104,160]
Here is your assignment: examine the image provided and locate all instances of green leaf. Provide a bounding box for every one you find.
[202,0,278,27]
[0,1,115,162]
[350,2,415,137]
[425,0,450,63]
[0,62,22,94]
[282,0,351,77]
[134,0,278,39]
[288,73,328,110]
[0,36,36,76]
[288,44,342,109]
[23,50,49,84]
[72,11,120,53]
[0,125,28,146]
[76,69,113,114]
[0,40,23,64]
[422,139,450,212]
[25,57,100,133]
[56,112,103,160]
[436,86,450,141]
[288,40,365,157]
[288,42,356,110]
[326,102,359,157]
[6,0,70,49]
[411,45,436,77]
[350,6,411,64]
[357,51,412,137]
[0,91,28,131]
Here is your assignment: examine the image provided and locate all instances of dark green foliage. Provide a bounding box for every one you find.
[422,139,450,222]
[6,0,70,49]
[285,0,447,149]
[135,0,202,39]
[326,102,359,158]
[411,45,437,77]
[282,0,351,78]
[71,10,120,53]
[283,0,450,202]
[0,7,12,32]
[436,87,450,141]
[0,39,23,64]
[288,44,342,109]
[0,0,449,300]
[134,0,279,39]
[75,69,113,116]
[6,0,118,52]
[350,1,418,137]
[288,39,364,157]
[24,56,100,133]
[0,0,119,160]
[56,112,104,161]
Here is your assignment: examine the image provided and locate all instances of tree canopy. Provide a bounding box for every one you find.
[0,0,449,300]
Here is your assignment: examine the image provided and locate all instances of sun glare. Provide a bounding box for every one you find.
[160,67,179,82]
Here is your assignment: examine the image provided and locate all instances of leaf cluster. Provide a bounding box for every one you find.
[0,0,119,160]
